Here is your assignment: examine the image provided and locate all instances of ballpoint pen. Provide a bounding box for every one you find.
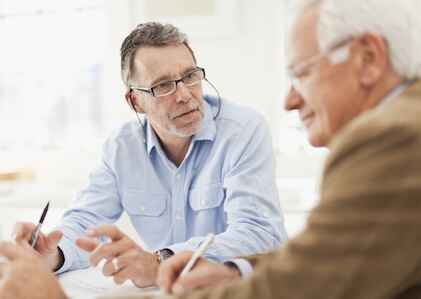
[30,201,50,248]
[179,233,214,277]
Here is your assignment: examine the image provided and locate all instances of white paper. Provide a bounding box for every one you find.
[59,267,161,299]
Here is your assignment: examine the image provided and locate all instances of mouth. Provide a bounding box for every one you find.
[172,108,199,120]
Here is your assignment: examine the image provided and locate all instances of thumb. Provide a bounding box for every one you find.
[173,263,219,294]
[75,237,99,253]
[46,230,63,250]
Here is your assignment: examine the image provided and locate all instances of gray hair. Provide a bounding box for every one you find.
[120,22,197,87]
[292,0,421,79]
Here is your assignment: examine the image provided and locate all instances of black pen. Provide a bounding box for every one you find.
[30,201,50,248]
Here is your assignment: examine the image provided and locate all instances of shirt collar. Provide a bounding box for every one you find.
[192,97,217,143]
[145,120,160,155]
[145,96,217,155]
[378,79,416,107]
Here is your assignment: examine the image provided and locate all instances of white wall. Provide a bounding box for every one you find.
[102,1,287,143]
[0,1,324,237]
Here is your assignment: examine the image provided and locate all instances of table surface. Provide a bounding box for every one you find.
[59,267,160,299]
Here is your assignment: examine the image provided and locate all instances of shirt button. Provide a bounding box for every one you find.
[175,174,181,179]
[140,206,145,213]
[201,199,206,206]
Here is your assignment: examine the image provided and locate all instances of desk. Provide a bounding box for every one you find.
[59,267,160,299]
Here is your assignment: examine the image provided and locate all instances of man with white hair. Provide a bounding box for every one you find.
[2,0,421,298]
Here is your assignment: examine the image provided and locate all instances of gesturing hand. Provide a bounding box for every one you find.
[76,224,159,287]
[0,241,67,299]
[12,222,63,271]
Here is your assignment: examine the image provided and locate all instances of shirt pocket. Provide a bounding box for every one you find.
[122,190,168,217]
[189,183,225,211]
[121,190,170,245]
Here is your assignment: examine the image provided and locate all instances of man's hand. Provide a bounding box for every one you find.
[76,224,159,288]
[0,241,67,299]
[157,251,241,294]
[12,222,63,271]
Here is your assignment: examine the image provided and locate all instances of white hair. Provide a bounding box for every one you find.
[293,0,421,79]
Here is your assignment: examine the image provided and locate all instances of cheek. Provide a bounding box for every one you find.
[148,104,171,125]
[191,88,204,103]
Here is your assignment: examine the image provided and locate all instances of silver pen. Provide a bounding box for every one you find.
[30,201,50,248]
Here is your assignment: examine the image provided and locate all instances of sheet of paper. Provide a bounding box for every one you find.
[59,267,161,299]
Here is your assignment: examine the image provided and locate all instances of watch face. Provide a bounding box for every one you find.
[160,248,174,261]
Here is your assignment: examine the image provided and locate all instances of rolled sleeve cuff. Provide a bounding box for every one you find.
[167,242,222,263]
[224,258,253,278]
[166,243,190,255]
[54,240,75,275]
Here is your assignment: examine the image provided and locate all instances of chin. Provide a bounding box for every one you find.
[308,132,328,148]
[171,122,202,138]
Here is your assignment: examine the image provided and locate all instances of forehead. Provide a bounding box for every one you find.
[133,44,196,84]
[287,7,320,66]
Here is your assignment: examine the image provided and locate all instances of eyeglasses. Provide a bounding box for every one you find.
[287,40,351,91]
[130,67,206,98]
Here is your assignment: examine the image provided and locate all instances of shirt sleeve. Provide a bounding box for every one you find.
[168,114,288,262]
[55,140,124,274]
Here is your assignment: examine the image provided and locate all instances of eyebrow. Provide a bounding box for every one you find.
[150,66,197,86]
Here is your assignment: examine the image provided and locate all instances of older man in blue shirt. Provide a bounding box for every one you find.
[13,22,287,287]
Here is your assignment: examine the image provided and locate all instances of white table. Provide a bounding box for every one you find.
[59,267,160,299]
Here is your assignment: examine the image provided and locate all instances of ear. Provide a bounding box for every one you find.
[125,90,145,113]
[354,33,389,87]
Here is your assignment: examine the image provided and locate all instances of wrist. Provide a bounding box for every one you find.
[224,262,241,279]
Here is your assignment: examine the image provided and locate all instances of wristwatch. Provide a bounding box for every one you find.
[154,248,174,264]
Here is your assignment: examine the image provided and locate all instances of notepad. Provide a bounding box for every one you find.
[59,267,161,299]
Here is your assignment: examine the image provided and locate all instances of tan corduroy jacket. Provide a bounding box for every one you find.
[109,81,421,299]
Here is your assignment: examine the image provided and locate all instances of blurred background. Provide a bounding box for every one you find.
[0,0,327,239]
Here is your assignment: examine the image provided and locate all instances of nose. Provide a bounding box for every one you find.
[284,86,303,112]
[174,81,192,103]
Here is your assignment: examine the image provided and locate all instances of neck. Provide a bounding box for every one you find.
[160,136,191,167]
[152,125,192,167]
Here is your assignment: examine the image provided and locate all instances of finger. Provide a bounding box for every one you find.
[46,230,63,251]
[102,258,121,277]
[157,251,194,293]
[76,237,99,253]
[89,238,132,267]
[173,263,228,294]
[112,267,131,285]
[0,262,10,279]
[87,225,125,242]
[32,233,50,252]
[0,241,25,261]
[12,222,36,242]
[173,268,213,294]
[113,248,140,270]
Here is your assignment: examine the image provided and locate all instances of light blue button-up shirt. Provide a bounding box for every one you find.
[56,96,287,273]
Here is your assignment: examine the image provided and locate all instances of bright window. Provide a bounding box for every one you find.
[0,0,106,150]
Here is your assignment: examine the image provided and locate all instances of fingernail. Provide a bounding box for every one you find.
[173,284,184,295]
